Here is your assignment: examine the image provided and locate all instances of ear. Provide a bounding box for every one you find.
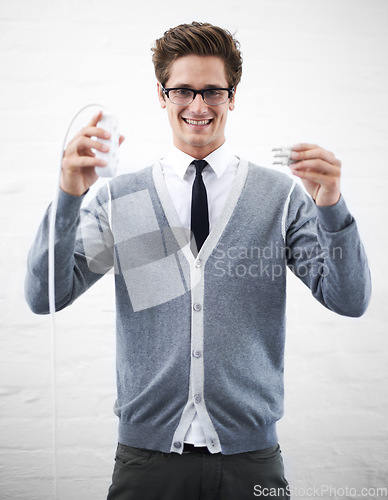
[157,82,167,109]
[229,86,237,111]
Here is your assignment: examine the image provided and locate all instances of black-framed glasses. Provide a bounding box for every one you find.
[161,85,235,106]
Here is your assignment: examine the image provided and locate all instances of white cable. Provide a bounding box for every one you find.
[48,103,108,499]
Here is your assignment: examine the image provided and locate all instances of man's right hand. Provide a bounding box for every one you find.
[61,111,124,197]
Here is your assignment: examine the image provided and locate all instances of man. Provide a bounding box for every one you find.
[25,22,371,500]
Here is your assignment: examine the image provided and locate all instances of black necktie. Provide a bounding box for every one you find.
[190,160,209,254]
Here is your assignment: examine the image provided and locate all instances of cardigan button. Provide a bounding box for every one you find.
[194,394,202,404]
[193,350,202,358]
[173,441,182,449]
[193,303,202,312]
[195,259,202,268]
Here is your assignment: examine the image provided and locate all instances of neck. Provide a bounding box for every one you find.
[174,139,226,160]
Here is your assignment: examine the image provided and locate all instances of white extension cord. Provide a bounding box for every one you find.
[48,103,112,499]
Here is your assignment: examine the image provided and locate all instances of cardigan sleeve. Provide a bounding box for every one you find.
[25,187,114,314]
[285,183,371,317]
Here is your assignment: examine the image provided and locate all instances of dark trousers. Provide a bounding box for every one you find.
[107,443,290,500]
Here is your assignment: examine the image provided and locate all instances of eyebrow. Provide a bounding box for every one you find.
[169,83,227,89]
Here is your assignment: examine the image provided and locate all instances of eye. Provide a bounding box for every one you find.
[174,89,192,96]
[205,90,222,97]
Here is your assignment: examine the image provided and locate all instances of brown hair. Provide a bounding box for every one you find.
[151,21,243,88]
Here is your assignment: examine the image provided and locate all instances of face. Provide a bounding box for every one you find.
[157,55,235,159]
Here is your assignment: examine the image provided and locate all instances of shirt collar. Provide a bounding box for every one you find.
[161,142,233,180]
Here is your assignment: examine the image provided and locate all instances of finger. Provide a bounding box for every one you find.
[119,135,125,146]
[69,126,111,149]
[82,125,111,140]
[291,159,341,176]
[291,148,340,166]
[291,143,319,151]
[63,154,107,170]
[291,143,341,167]
[65,135,108,158]
[291,166,340,187]
[82,137,110,154]
[87,110,112,139]
[88,110,104,127]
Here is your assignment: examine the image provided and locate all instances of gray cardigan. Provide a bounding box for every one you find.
[25,159,371,454]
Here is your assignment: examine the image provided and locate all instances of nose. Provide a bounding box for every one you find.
[188,93,208,114]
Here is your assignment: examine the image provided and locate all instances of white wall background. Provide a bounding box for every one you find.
[1,0,387,498]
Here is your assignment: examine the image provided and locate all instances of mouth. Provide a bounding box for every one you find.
[182,118,212,127]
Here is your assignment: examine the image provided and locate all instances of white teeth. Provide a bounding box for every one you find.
[184,119,210,126]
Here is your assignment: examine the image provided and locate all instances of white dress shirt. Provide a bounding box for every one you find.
[160,142,239,232]
[160,142,239,446]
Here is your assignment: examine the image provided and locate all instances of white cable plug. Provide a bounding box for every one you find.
[272,146,296,166]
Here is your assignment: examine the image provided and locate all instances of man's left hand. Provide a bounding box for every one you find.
[289,143,341,207]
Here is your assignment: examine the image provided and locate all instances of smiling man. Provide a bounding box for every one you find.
[158,55,235,157]
[25,22,371,500]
